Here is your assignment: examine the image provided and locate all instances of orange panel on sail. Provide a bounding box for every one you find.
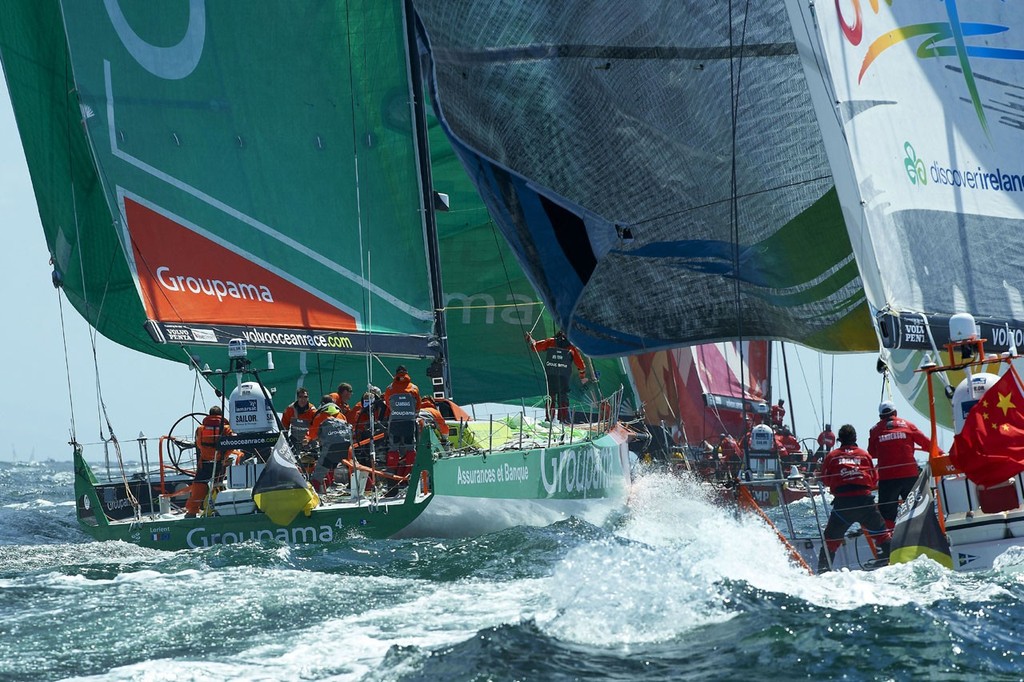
[124,197,357,331]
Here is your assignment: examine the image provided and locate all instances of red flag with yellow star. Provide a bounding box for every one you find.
[952,369,1024,487]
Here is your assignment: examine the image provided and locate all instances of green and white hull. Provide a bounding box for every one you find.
[73,445,433,551]
[400,424,633,538]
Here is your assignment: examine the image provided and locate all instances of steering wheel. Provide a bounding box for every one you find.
[164,412,206,475]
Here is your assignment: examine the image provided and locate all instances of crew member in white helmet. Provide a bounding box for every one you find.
[868,400,932,531]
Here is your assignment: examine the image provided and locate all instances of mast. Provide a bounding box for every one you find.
[780,342,796,434]
[403,0,451,400]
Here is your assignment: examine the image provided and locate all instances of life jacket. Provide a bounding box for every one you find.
[196,415,229,462]
[544,346,573,378]
[317,415,352,447]
[388,392,418,423]
[284,401,317,441]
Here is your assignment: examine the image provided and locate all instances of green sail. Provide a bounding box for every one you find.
[1,1,633,413]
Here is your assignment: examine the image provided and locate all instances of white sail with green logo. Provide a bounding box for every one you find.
[787,0,1024,426]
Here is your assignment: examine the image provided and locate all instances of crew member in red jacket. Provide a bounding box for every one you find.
[818,424,891,571]
[808,423,836,474]
[817,424,836,453]
[770,399,786,428]
[868,401,932,530]
[526,329,588,423]
[716,433,742,478]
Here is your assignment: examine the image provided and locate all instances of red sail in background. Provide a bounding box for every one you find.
[952,369,1024,487]
[124,197,358,331]
[628,341,770,446]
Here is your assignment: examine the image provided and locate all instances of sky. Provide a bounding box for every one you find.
[0,78,931,463]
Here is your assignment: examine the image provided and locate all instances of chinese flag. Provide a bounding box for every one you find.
[952,370,1024,487]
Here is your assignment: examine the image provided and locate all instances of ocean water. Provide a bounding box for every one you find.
[2,461,1024,682]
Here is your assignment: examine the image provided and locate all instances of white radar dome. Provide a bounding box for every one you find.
[949,313,978,343]
[228,381,277,433]
[951,372,998,435]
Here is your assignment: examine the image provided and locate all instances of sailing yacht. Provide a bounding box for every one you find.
[0,1,636,549]
[414,2,1024,570]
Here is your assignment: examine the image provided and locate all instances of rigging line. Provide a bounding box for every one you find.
[488,221,546,389]
[450,301,545,311]
[782,343,797,434]
[793,0,847,141]
[63,68,120,453]
[791,345,821,434]
[66,75,154,447]
[56,289,78,441]
[823,352,831,428]
[365,253,374,390]
[727,0,754,425]
[315,353,325,399]
[343,1,374,393]
[60,56,88,443]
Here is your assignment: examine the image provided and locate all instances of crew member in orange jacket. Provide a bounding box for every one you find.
[525,329,588,423]
[868,401,932,530]
[282,387,317,446]
[419,396,451,445]
[305,396,349,444]
[184,405,233,518]
[349,389,388,491]
[383,366,421,482]
[818,424,891,571]
[306,402,351,493]
[329,383,355,419]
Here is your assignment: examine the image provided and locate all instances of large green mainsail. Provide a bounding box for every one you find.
[0,1,632,413]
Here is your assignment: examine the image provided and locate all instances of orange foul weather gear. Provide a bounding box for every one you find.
[282,400,317,443]
[185,415,233,516]
[384,371,421,480]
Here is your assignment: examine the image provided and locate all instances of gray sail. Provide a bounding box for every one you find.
[412,0,873,357]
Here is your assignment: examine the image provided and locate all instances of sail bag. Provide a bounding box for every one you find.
[252,434,319,525]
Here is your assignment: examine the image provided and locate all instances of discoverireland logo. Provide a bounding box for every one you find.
[903,141,1024,193]
[903,142,927,186]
